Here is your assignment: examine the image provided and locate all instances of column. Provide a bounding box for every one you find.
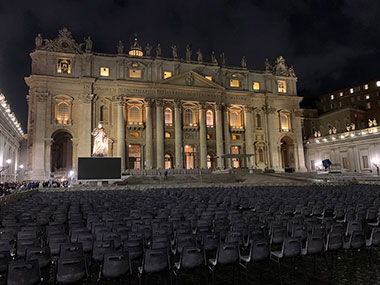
[114,96,126,170]
[145,99,153,169]
[44,139,52,175]
[156,99,164,169]
[77,94,94,158]
[174,99,183,168]
[71,138,79,174]
[199,103,207,169]
[215,104,224,169]
[32,93,48,180]
[223,104,232,169]
[264,105,281,171]
[244,106,255,168]
[292,110,307,172]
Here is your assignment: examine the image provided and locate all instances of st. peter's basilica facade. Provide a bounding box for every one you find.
[26,28,306,180]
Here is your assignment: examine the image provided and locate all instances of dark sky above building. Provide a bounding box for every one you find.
[0,0,379,130]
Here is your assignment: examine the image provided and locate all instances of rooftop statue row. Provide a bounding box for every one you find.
[34,27,296,77]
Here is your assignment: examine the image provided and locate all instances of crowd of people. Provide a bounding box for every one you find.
[0,181,40,196]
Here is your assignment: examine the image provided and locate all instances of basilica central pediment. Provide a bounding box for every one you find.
[158,71,225,90]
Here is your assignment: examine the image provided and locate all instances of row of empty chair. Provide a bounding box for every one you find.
[0,184,380,284]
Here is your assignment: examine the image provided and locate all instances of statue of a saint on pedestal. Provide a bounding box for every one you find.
[92,124,108,157]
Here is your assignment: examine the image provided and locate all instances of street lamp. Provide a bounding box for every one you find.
[19,164,24,169]
[6,159,11,165]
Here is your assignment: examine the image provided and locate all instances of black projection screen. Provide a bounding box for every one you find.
[78,157,121,180]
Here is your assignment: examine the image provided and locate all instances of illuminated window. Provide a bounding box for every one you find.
[165,132,171,138]
[330,94,334,100]
[231,146,240,168]
[130,132,139,137]
[230,79,240,88]
[364,84,369,90]
[278,80,286,93]
[129,69,142,78]
[205,76,213,81]
[206,110,214,127]
[232,135,237,140]
[339,92,343,97]
[207,154,213,169]
[253,82,260,90]
[377,81,380,87]
[56,102,69,124]
[207,134,211,139]
[350,88,354,94]
[164,108,173,126]
[366,94,370,100]
[165,154,172,169]
[367,102,371,109]
[280,112,290,131]
[164,71,172,79]
[57,59,71,74]
[129,106,140,123]
[185,109,193,125]
[230,112,240,127]
[100,67,109,77]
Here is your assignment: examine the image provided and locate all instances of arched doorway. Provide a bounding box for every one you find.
[51,130,73,174]
[128,144,141,169]
[207,153,216,169]
[165,154,173,169]
[184,145,195,169]
[280,136,295,169]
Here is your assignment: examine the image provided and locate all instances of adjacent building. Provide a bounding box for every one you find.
[0,93,25,182]
[303,78,380,174]
[25,28,307,181]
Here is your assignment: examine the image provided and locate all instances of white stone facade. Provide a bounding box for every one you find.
[305,126,380,174]
[0,94,25,182]
[25,28,306,181]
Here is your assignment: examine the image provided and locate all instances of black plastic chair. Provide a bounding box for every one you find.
[138,247,171,285]
[92,240,114,263]
[7,260,41,285]
[173,245,206,283]
[100,251,131,283]
[209,242,240,284]
[26,246,52,269]
[56,256,88,284]
[59,243,84,258]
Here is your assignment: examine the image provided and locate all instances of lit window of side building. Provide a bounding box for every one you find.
[25,27,306,180]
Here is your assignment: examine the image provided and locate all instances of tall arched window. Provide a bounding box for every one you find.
[165,108,172,126]
[230,112,240,127]
[206,110,214,127]
[100,105,109,122]
[280,113,290,131]
[185,109,193,125]
[57,102,69,124]
[129,106,140,123]
[256,114,262,128]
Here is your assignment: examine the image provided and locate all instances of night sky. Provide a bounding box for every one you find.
[0,0,379,131]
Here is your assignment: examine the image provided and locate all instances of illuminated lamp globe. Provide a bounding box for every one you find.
[129,34,143,57]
